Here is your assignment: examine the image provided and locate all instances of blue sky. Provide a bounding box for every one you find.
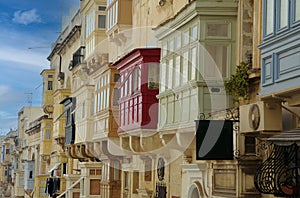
[0,0,79,134]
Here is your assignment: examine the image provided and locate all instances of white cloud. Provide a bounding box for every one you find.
[0,45,48,71]
[12,9,41,25]
[0,110,15,119]
[0,84,22,104]
[0,85,10,96]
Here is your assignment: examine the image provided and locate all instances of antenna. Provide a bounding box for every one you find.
[24,93,33,107]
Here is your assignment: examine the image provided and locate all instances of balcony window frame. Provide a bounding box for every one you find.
[291,0,300,26]
[98,14,106,29]
[277,0,289,31]
[263,0,300,40]
[160,20,237,94]
[106,0,118,31]
[94,72,110,113]
[263,0,275,38]
[85,8,96,39]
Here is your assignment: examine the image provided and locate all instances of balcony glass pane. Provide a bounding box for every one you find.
[205,45,228,78]
[162,42,167,57]
[182,51,189,83]
[176,34,181,49]
[183,30,189,46]
[160,63,166,92]
[169,39,174,52]
[280,0,288,28]
[296,0,300,21]
[98,15,106,29]
[168,59,173,89]
[191,25,198,40]
[174,56,180,87]
[106,88,110,108]
[191,47,197,80]
[148,63,159,89]
[265,0,274,35]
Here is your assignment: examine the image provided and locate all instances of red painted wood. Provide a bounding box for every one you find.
[114,48,161,133]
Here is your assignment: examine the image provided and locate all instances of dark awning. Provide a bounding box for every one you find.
[268,128,300,146]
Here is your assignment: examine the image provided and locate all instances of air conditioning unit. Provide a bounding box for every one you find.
[239,101,282,133]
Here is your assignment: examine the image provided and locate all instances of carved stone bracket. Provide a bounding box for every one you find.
[41,154,51,163]
[55,136,65,150]
[256,138,270,158]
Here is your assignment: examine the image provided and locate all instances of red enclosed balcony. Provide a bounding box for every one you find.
[114,48,161,133]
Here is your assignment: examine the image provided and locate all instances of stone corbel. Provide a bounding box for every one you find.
[41,154,50,163]
[65,144,83,160]
[140,132,162,152]
[129,135,141,153]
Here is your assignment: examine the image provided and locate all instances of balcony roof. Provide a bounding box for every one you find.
[268,128,300,146]
[113,48,161,70]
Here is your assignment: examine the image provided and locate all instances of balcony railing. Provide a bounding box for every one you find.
[70,46,85,70]
[254,143,300,197]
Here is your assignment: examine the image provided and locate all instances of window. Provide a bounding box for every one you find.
[103,89,107,109]
[296,0,300,21]
[191,47,197,80]
[169,39,174,53]
[48,75,53,78]
[29,171,33,179]
[167,59,173,89]
[174,56,181,87]
[205,45,228,78]
[45,129,51,139]
[113,161,119,180]
[113,88,119,105]
[114,74,120,82]
[124,171,129,189]
[160,63,166,92]
[63,163,67,174]
[94,74,110,112]
[48,81,53,90]
[144,158,152,182]
[98,15,106,29]
[191,25,198,40]
[66,109,71,125]
[85,9,95,38]
[107,1,118,30]
[279,0,288,29]
[245,136,256,155]
[265,0,274,35]
[162,42,167,57]
[263,0,300,38]
[124,73,128,96]
[148,63,159,89]
[107,0,114,6]
[132,67,140,93]
[183,30,189,46]
[176,34,181,49]
[182,51,189,83]
[102,163,106,181]
[132,171,139,193]
[98,6,106,11]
